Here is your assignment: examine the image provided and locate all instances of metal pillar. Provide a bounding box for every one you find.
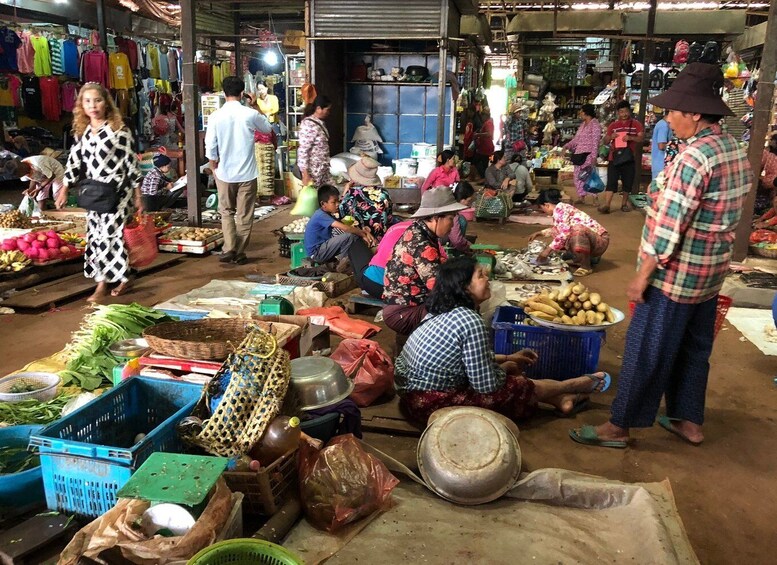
[436,40,448,152]
[181,0,203,226]
[234,5,242,77]
[733,0,777,261]
[95,0,107,50]
[632,0,657,192]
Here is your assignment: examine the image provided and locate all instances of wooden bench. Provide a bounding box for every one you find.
[346,293,386,315]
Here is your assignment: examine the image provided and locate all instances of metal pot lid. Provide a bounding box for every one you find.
[299,379,354,412]
[417,407,521,505]
[290,357,340,381]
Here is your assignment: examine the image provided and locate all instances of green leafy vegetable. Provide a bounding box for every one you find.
[0,447,40,474]
[0,394,73,425]
[60,303,172,390]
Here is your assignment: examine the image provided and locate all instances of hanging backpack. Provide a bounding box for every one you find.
[632,42,645,62]
[700,41,721,64]
[649,69,664,91]
[630,70,643,90]
[657,43,674,64]
[664,68,680,90]
[673,40,690,64]
[687,42,704,63]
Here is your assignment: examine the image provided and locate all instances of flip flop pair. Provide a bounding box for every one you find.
[587,371,611,393]
[574,267,593,277]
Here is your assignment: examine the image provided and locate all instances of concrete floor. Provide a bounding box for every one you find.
[3,196,776,564]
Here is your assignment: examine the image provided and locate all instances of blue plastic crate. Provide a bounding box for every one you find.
[492,306,604,381]
[29,377,202,518]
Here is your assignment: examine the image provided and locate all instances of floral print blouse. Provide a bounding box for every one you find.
[339,185,396,240]
[543,202,607,251]
[382,220,447,307]
[297,116,331,187]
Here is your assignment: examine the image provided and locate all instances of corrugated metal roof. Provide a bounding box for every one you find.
[311,0,445,39]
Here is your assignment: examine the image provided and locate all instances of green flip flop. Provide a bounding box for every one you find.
[569,425,629,449]
[657,416,703,446]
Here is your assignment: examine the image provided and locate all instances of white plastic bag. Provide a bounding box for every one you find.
[290,285,327,310]
[480,280,507,325]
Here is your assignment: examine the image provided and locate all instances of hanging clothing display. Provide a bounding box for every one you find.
[0,28,21,71]
[167,48,178,82]
[22,76,43,119]
[213,65,222,92]
[146,44,161,79]
[0,75,21,107]
[220,60,231,81]
[158,47,169,81]
[61,81,78,112]
[31,34,52,76]
[17,31,35,75]
[197,62,213,91]
[109,52,133,89]
[40,77,61,121]
[62,39,79,78]
[49,38,64,75]
[81,50,109,88]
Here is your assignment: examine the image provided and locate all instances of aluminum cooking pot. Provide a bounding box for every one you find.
[290,357,354,411]
[417,407,521,505]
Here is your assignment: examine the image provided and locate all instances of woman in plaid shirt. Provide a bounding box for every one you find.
[571,64,753,449]
[396,257,612,424]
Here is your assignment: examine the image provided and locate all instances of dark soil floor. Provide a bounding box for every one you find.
[2,189,776,564]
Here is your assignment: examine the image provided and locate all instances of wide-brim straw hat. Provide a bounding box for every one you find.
[348,155,381,186]
[411,186,468,219]
[649,63,733,117]
[509,102,530,114]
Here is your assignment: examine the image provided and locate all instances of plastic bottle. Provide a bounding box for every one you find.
[249,416,301,464]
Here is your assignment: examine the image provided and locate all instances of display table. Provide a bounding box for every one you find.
[533,167,560,185]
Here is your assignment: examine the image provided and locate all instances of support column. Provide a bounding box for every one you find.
[633,0,657,193]
[234,5,242,77]
[733,0,777,261]
[95,0,107,50]
[437,40,448,152]
[181,0,202,226]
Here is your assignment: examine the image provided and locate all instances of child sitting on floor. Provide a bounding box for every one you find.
[304,184,376,266]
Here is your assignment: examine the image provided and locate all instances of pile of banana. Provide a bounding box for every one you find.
[0,250,31,272]
[525,282,616,326]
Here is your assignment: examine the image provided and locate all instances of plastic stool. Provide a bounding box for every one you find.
[290,242,308,269]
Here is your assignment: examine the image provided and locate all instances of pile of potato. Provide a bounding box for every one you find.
[0,210,33,229]
[525,282,616,326]
[164,227,221,241]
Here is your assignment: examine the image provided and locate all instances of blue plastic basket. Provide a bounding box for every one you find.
[0,425,45,512]
[29,377,202,518]
[492,306,604,381]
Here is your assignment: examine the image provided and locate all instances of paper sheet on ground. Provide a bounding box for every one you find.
[725,307,777,356]
[284,468,698,565]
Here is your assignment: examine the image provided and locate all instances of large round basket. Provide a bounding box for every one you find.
[187,539,302,565]
[749,244,777,259]
[142,319,251,361]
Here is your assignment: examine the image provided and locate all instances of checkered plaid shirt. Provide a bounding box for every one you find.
[640,127,752,304]
[395,307,505,394]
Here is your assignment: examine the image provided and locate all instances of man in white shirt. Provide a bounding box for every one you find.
[205,76,272,264]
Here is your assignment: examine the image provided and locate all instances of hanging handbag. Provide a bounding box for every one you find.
[74,143,121,213]
[570,152,589,166]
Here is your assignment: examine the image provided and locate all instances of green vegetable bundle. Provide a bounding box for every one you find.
[59,303,172,390]
[0,394,73,425]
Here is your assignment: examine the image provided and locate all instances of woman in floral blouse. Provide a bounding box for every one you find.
[530,188,609,277]
[297,95,332,187]
[382,187,467,336]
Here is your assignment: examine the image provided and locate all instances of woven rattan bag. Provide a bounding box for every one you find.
[191,325,292,457]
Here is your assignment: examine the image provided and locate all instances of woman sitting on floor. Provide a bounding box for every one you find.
[442,181,476,255]
[395,256,611,424]
[529,188,609,277]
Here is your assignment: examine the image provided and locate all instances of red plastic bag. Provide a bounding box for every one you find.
[330,339,394,407]
[298,434,399,533]
[124,214,158,267]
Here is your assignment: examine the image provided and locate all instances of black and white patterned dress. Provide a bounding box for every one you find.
[64,124,142,284]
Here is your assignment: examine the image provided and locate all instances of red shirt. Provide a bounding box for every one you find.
[606,118,643,161]
[475,118,494,156]
[39,77,61,121]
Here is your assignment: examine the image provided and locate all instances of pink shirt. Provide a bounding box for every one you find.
[369,220,413,269]
[17,31,35,75]
[422,165,460,192]
[547,203,607,251]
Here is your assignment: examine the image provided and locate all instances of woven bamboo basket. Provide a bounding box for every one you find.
[275,272,355,298]
[749,245,777,259]
[143,318,250,360]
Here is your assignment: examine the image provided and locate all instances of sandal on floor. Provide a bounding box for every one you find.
[574,267,593,277]
[553,394,590,418]
[586,371,611,393]
[657,416,703,446]
[111,280,133,297]
[569,425,628,448]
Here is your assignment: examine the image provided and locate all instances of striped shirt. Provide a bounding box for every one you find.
[639,127,752,304]
[49,38,64,76]
[395,307,506,394]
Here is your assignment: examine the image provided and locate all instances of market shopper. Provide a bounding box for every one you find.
[205,76,272,265]
[752,133,777,219]
[61,82,143,302]
[340,155,397,240]
[255,84,280,131]
[382,187,467,336]
[530,188,609,277]
[599,101,644,214]
[396,256,612,424]
[563,103,602,204]
[476,150,515,221]
[650,108,672,180]
[17,154,66,214]
[471,108,495,179]
[297,95,333,188]
[571,63,753,449]
[508,153,533,203]
[503,102,529,159]
[422,150,460,193]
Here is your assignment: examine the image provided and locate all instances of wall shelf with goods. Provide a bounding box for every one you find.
[344,42,456,166]
[284,52,306,167]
